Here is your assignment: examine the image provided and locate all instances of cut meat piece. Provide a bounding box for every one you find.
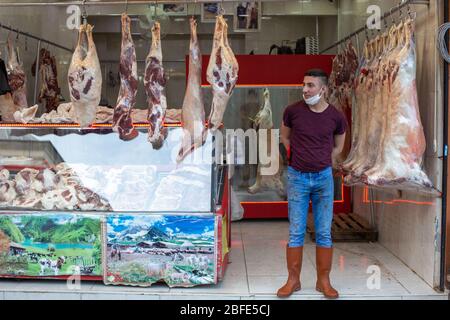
[144,21,168,149]
[74,185,112,211]
[13,104,38,123]
[112,13,139,141]
[41,186,78,210]
[68,23,102,127]
[14,168,39,195]
[206,15,239,131]
[33,48,61,113]
[177,18,207,163]
[0,169,10,181]
[0,180,16,204]
[6,36,28,109]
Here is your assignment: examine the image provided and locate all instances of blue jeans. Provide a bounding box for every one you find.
[287,166,334,248]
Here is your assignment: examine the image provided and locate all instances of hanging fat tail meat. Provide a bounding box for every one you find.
[144,21,168,149]
[6,36,28,109]
[206,15,239,131]
[68,23,102,128]
[177,18,207,163]
[112,13,139,141]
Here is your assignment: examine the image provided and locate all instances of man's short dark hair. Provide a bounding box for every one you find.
[304,69,329,86]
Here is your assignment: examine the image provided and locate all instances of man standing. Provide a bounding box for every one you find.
[277,69,347,299]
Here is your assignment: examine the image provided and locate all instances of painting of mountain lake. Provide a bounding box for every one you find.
[0,214,102,277]
[104,215,217,287]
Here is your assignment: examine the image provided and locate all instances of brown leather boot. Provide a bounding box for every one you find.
[277,246,303,298]
[315,246,339,299]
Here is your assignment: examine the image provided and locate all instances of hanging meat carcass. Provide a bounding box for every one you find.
[327,41,358,163]
[32,48,61,113]
[248,89,285,197]
[341,41,371,174]
[328,42,358,113]
[206,15,239,131]
[6,36,28,109]
[112,13,139,141]
[177,18,207,163]
[343,19,437,195]
[343,35,387,184]
[144,21,168,149]
[68,23,102,127]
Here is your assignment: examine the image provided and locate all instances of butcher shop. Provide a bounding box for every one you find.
[0,0,449,300]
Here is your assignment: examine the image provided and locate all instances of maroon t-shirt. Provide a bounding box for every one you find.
[283,101,347,173]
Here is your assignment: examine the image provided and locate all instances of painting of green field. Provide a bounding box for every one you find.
[0,214,102,277]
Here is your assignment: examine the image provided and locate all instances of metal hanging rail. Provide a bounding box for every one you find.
[320,0,430,54]
[0,23,73,52]
[0,0,269,6]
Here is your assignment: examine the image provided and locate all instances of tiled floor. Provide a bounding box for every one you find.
[0,220,448,300]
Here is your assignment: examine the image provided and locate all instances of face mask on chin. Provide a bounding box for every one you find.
[303,89,324,106]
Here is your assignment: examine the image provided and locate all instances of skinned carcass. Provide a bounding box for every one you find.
[177,18,207,163]
[206,15,239,130]
[68,23,102,127]
[112,13,139,141]
[248,89,285,197]
[144,21,168,149]
[6,36,28,109]
[343,19,438,195]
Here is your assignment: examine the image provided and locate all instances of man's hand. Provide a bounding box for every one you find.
[332,133,346,169]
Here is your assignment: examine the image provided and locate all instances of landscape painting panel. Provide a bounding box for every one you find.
[0,214,102,277]
[105,215,217,287]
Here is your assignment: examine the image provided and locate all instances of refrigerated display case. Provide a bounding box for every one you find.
[0,125,230,287]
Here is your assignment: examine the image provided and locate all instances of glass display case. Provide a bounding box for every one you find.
[0,126,230,287]
[202,86,351,220]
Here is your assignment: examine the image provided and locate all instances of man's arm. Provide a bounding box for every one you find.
[281,122,291,162]
[281,122,291,151]
[332,133,346,167]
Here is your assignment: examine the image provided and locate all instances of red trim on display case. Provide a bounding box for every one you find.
[241,177,351,219]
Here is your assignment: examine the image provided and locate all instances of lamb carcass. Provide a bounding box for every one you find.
[177,18,207,163]
[6,36,28,109]
[247,89,285,197]
[68,23,102,127]
[144,21,168,149]
[112,13,139,141]
[206,15,239,130]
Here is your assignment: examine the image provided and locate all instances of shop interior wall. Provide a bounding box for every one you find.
[0,6,75,116]
[336,0,444,289]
